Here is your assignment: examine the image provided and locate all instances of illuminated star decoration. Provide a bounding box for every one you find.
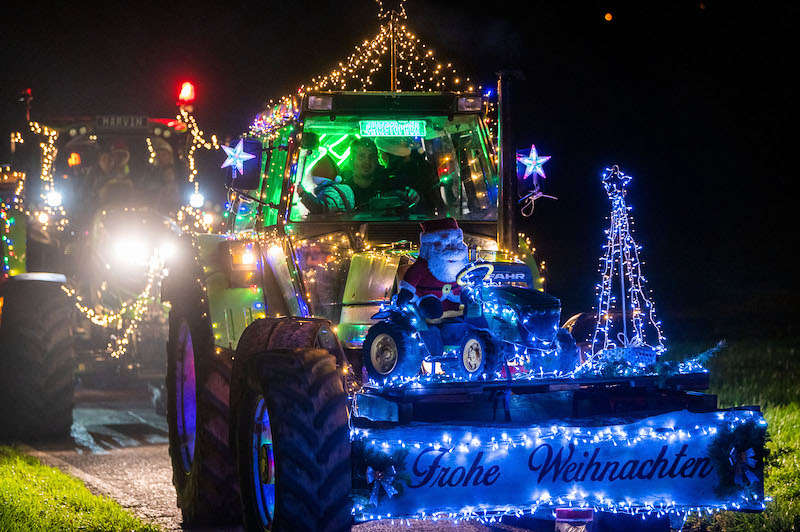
[221,139,255,175]
[517,144,551,181]
[601,164,631,198]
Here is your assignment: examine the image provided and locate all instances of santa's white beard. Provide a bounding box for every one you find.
[422,250,468,282]
[430,258,466,283]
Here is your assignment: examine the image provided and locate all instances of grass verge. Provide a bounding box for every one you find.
[685,339,800,531]
[0,446,159,532]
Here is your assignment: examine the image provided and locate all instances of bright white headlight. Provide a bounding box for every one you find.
[114,238,148,263]
[189,192,204,208]
[158,241,177,259]
[46,190,62,207]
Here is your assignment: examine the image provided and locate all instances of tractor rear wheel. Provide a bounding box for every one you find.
[0,278,74,441]
[234,348,351,532]
[165,279,240,526]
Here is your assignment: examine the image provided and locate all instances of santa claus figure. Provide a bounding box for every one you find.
[398,218,469,321]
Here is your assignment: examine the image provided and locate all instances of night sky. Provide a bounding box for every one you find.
[1,1,794,339]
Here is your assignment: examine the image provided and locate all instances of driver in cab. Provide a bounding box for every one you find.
[341,137,392,208]
[300,137,420,214]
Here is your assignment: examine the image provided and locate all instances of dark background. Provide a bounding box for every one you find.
[1,1,794,341]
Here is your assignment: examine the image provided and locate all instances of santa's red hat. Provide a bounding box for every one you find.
[420,218,462,244]
[420,217,459,233]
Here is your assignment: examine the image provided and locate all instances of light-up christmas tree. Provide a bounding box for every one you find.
[589,165,666,367]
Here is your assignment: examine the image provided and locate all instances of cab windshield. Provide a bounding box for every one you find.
[55,135,181,218]
[289,115,497,222]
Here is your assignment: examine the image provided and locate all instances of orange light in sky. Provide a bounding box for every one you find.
[604,12,613,21]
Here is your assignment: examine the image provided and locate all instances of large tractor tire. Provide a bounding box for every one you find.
[165,272,240,526]
[233,348,351,532]
[0,276,74,441]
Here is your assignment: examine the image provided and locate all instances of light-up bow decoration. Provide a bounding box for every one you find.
[729,447,759,487]
[366,464,398,506]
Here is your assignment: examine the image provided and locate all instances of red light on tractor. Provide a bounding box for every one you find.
[178,81,196,104]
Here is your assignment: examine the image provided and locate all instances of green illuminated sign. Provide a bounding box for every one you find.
[359,120,426,137]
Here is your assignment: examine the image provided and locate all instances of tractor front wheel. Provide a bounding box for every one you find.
[165,283,240,525]
[234,348,351,532]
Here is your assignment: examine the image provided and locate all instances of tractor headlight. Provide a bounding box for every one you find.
[45,190,62,207]
[157,241,177,260]
[113,237,148,263]
[189,192,204,208]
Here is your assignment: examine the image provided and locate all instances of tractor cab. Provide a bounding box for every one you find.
[47,115,187,220]
[289,93,497,224]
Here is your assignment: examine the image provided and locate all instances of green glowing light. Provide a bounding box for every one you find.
[359,120,426,137]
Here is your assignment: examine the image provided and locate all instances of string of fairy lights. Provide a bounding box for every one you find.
[105,259,164,358]
[176,106,219,232]
[303,5,474,93]
[59,258,166,359]
[250,0,492,140]
[1,167,25,275]
[27,121,68,231]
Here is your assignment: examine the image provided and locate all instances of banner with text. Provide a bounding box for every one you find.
[351,409,766,519]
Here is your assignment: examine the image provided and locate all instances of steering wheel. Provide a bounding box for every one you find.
[456,262,494,287]
[368,189,419,212]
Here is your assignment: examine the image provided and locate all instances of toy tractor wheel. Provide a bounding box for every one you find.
[0,278,74,441]
[165,282,240,525]
[443,331,490,380]
[363,321,423,382]
[234,348,351,532]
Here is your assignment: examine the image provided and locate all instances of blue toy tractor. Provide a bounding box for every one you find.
[363,261,579,383]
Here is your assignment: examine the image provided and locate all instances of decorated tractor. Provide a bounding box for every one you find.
[0,94,197,438]
[364,218,577,383]
[155,88,766,532]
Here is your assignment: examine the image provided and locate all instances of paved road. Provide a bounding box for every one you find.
[27,385,533,532]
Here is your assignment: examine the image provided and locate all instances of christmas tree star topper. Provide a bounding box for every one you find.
[601,164,632,197]
[517,144,551,180]
[221,139,256,175]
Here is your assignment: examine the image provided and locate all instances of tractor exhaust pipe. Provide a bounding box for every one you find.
[496,70,523,253]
